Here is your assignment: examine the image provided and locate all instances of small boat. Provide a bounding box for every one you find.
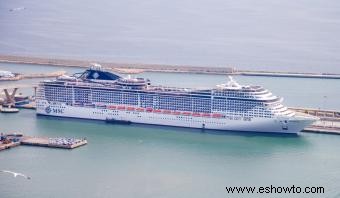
[105,118,131,125]
[1,107,19,113]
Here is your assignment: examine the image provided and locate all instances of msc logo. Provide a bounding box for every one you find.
[44,106,64,114]
[45,106,51,114]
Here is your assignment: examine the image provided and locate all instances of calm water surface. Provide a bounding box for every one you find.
[1,0,340,197]
[0,0,340,73]
[0,63,340,197]
[1,110,340,198]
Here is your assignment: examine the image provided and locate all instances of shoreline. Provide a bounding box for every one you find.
[1,54,340,79]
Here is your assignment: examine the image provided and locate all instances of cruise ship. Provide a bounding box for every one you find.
[36,64,317,133]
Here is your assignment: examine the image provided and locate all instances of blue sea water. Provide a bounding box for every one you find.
[0,109,340,198]
[1,0,340,197]
[0,0,340,73]
[0,63,340,197]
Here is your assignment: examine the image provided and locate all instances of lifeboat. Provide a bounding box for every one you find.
[172,111,181,115]
[153,109,162,113]
[212,113,222,118]
[146,108,153,112]
[182,112,192,116]
[192,113,201,117]
[107,105,116,110]
[163,110,172,114]
[127,107,135,111]
[136,108,145,112]
[117,106,126,110]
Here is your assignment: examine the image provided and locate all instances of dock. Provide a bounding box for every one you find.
[0,133,87,152]
[21,137,87,149]
[289,107,340,135]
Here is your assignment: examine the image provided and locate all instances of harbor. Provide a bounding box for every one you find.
[1,0,340,196]
[291,108,340,135]
[0,133,87,152]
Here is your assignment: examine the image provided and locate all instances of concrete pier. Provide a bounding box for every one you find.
[21,137,87,149]
[0,133,87,152]
[288,107,340,135]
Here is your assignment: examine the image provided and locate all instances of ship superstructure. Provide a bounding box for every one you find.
[36,64,316,133]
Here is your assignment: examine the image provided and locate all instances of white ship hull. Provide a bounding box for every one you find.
[36,100,315,134]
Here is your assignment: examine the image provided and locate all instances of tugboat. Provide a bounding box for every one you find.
[0,105,19,113]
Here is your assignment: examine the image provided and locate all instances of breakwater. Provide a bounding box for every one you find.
[1,54,340,78]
